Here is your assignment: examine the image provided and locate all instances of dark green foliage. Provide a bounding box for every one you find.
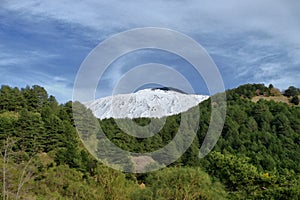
[227,83,270,99]
[132,117,151,126]
[143,167,227,199]
[213,98,300,173]
[203,152,300,199]
[291,95,299,105]
[204,152,259,194]
[21,85,49,111]
[0,83,300,199]
[16,109,46,152]
[284,86,300,97]
[0,115,16,141]
[99,116,179,153]
[0,85,25,112]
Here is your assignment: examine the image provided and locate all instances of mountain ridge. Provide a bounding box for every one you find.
[84,88,209,119]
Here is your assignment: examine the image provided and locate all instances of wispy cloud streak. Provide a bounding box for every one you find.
[0,0,299,101]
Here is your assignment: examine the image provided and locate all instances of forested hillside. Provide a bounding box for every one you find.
[0,84,299,199]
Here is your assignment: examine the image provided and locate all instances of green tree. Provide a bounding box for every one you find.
[22,85,48,111]
[16,109,46,152]
[284,86,299,97]
[291,95,299,105]
[145,167,227,200]
[0,86,25,112]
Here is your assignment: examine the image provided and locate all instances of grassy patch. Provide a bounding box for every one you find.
[252,95,300,106]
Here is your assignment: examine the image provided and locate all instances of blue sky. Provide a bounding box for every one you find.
[1,0,299,102]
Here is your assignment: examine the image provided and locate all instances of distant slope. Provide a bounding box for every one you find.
[84,88,209,119]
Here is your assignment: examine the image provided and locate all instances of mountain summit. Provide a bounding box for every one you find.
[84,88,209,119]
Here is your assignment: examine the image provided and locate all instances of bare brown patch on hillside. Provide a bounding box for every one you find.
[131,155,156,172]
[252,95,300,106]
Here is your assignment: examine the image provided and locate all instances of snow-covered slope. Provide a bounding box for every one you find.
[84,88,209,119]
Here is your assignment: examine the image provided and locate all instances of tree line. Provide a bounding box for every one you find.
[0,84,299,199]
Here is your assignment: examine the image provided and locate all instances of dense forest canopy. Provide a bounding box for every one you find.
[0,83,299,199]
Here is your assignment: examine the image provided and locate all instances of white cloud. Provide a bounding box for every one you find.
[6,0,297,64]
[3,0,299,43]
[0,54,26,66]
[1,0,299,98]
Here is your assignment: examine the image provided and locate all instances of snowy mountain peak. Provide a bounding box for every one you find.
[84,88,209,119]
